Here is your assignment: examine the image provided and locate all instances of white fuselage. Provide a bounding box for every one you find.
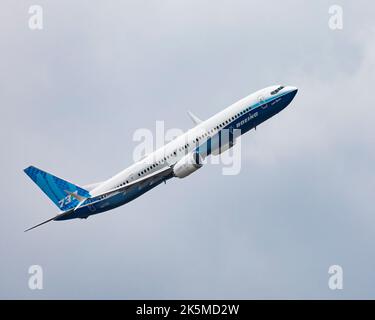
[90,85,297,197]
[24,84,298,229]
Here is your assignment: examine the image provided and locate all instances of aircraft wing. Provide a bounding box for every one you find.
[91,165,174,199]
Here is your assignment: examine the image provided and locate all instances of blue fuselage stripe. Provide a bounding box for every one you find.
[57,90,296,220]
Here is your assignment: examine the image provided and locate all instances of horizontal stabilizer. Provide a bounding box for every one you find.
[24,209,74,232]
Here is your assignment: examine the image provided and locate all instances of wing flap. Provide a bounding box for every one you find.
[91,166,173,199]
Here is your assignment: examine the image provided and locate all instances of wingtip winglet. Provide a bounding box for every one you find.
[187,111,202,125]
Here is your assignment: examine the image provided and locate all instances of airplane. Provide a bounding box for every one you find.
[24,85,298,231]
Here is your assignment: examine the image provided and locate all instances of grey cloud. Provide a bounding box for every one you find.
[0,0,374,299]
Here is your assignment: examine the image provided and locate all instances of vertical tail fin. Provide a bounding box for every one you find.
[24,166,91,212]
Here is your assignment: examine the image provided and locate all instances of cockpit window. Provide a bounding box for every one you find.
[271,86,284,95]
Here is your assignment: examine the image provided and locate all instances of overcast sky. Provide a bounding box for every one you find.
[1,0,375,299]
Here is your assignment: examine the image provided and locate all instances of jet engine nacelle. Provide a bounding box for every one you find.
[173,152,203,178]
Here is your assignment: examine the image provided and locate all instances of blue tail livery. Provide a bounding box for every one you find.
[24,166,91,212]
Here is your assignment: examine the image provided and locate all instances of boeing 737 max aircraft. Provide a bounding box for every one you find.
[24,85,298,231]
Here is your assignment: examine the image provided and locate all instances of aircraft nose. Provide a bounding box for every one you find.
[288,86,298,93]
[287,86,298,99]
